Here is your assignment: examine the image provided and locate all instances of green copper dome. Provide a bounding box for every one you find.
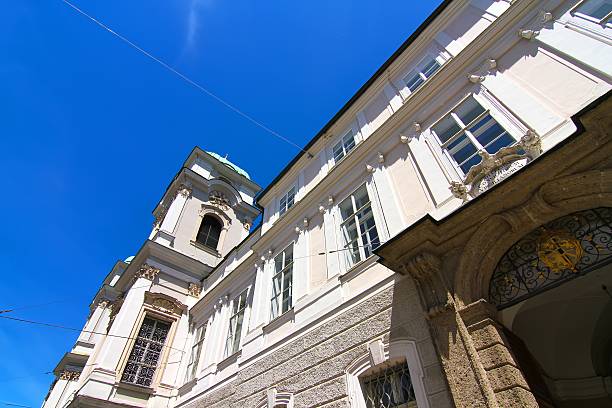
[206,151,251,180]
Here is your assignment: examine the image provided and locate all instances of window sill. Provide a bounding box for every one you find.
[217,349,241,371]
[263,307,295,334]
[339,254,379,284]
[115,381,155,395]
[190,240,222,258]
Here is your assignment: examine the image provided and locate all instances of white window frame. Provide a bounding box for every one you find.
[270,243,294,320]
[278,185,296,217]
[224,288,249,357]
[185,322,206,383]
[569,0,612,26]
[337,184,381,269]
[330,128,358,165]
[428,92,523,178]
[397,49,447,100]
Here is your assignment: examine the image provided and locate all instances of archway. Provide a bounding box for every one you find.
[489,207,612,407]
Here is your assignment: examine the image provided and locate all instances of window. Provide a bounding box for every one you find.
[225,289,248,357]
[572,0,612,23]
[196,215,222,249]
[332,130,357,163]
[431,95,516,175]
[360,362,417,408]
[339,185,380,267]
[185,324,206,382]
[121,317,170,387]
[279,187,296,216]
[271,244,293,319]
[402,55,442,94]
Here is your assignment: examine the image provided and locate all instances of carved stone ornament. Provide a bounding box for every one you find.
[318,204,326,214]
[400,135,410,144]
[144,291,187,315]
[135,264,160,281]
[518,29,539,40]
[405,252,453,318]
[177,183,192,198]
[366,164,375,173]
[59,369,81,381]
[209,190,230,210]
[294,226,301,234]
[188,283,202,297]
[450,131,542,200]
[107,296,124,331]
[377,152,385,164]
[327,195,334,206]
[241,218,252,231]
[449,181,469,202]
[97,298,111,309]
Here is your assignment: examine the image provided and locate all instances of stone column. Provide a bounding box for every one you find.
[404,253,538,408]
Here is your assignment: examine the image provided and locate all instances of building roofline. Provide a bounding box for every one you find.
[255,0,453,204]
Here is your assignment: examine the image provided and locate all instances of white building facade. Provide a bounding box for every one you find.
[43,1,611,407]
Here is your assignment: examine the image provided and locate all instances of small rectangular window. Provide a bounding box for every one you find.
[403,54,442,94]
[185,324,206,382]
[332,130,357,163]
[121,317,170,387]
[339,185,380,267]
[279,186,296,216]
[360,361,417,408]
[573,0,612,22]
[271,244,293,319]
[224,289,248,357]
[432,96,515,175]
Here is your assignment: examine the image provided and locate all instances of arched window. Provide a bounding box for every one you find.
[196,215,222,250]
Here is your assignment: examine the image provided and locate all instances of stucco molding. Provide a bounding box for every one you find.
[455,168,612,305]
[135,264,160,281]
[403,253,453,319]
[188,282,202,298]
[143,291,187,315]
[59,369,81,381]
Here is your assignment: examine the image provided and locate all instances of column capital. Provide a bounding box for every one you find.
[135,264,160,281]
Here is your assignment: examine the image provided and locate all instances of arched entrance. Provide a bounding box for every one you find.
[489,207,612,407]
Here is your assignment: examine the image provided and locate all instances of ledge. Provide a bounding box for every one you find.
[339,255,379,284]
[217,350,242,371]
[262,308,295,334]
[115,381,155,396]
[190,240,222,258]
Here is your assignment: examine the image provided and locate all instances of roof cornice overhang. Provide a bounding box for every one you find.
[115,239,213,289]
[375,92,612,272]
[152,166,260,219]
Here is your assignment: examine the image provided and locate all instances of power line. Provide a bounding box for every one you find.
[61,0,312,157]
[0,401,34,408]
[0,315,184,354]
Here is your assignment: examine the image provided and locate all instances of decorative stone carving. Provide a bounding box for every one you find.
[366,164,375,173]
[97,298,111,309]
[303,218,309,228]
[518,29,539,40]
[294,226,301,234]
[468,74,485,83]
[400,135,410,144]
[404,253,453,318]
[368,339,385,366]
[451,131,542,199]
[135,264,160,281]
[188,283,202,297]
[327,195,334,206]
[449,181,469,201]
[144,291,187,315]
[209,190,230,210]
[377,152,385,164]
[59,370,81,381]
[411,122,421,133]
[318,205,326,214]
[177,183,192,198]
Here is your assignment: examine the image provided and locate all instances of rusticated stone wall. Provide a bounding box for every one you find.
[183,280,451,408]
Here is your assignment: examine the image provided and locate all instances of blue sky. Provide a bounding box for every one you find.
[0,0,441,404]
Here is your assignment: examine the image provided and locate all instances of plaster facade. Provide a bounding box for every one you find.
[43,0,611,407]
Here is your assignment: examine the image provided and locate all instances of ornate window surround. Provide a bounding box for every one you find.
[190,204,232,257]
[345,338,430,408]
[116,292,186,391]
